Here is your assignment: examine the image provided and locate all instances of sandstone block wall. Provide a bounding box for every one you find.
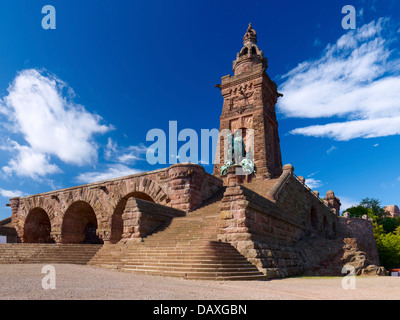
[120,197,185,242]
[218,165,379,277]
[10,164,222,244]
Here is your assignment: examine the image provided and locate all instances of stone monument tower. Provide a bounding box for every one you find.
[213,24,283,183]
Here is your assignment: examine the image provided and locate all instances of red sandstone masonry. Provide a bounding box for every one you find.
[11,164,222,244]
[120,197,185,242]
[218,165,380,277]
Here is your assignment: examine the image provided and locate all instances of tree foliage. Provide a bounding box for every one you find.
[375,232,400,269]
[345,197,400,269]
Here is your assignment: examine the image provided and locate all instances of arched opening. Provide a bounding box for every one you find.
[110,192,155,243]
[61,201,103,244]
[310,207,318,230]
[239,47,248,56]
[251,46,257,55]
[23,208,53,243]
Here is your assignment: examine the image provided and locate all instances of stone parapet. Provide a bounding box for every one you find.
[217,165,380,278]
[120,197,185,243]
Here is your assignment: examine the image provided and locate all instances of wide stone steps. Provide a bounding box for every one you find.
[121,269,264,280]
[89,244,264,280]
[143,193,223,242]
[0,244,102,264]
[87,188,266,280]
[0,188,266,280]
[88,240,266,280]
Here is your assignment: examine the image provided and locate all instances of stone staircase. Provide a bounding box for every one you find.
[0,189,266,280]
[88,188,266,280]
[0,243,102,264]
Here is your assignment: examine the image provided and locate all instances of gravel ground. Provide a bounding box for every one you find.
[0,264,399,300]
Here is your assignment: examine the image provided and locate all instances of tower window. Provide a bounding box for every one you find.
[239,47,248,57]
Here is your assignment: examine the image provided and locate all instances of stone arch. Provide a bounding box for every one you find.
[113,177,170,207]
[23,207,53,243]
[239,47,248,56]
[110,191,155,244]
[61,201,103,244]
[22,196,57,221]
[61,188,104,222]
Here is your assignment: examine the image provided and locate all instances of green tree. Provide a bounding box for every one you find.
[375,232,400,269]
[382,217,400,234]
[346,197,400,269]
[360,197,386,217]
[373,222,385,238]
[345,205,370,218]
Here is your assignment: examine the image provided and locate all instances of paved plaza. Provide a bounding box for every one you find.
[0,264,399,300]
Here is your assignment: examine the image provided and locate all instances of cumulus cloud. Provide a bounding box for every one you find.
[104,137,147,164]
[74,138,146,184]
[1,69,112,179]
[277,18,400,141]
[2,141,61,179]
[305,178,323,189]
[0,188,26,198]
[75,164,142,184]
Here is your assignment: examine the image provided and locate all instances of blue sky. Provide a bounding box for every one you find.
[0,0,400,220]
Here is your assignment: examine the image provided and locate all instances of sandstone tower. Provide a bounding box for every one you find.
[213,23,283,182]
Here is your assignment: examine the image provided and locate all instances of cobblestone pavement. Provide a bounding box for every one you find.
[0,264,399,300]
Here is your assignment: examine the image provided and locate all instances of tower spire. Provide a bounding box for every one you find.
[243,23,257,44]
[233,23,267,76]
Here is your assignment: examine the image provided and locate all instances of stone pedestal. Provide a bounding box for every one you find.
[225,165,242,186]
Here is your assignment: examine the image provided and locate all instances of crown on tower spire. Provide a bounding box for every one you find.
[233,23,267,75]
[243,23,257,44]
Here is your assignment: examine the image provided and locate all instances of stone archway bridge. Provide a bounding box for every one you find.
[9,164,222,244]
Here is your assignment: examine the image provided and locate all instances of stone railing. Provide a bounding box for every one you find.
[266,164,293,201]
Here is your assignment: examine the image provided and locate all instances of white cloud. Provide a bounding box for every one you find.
[0,98,8,115]
[278,18,400,141]
[104,138,118,161]
[75,139,146,184]
[117,145,147,164]
[75,164,142,184]
[2,141,61,179]
[305,178,323,189]
[104,138,147,164]
[291,117,400,140]
[1,69,112,179]
[326,145,337,154]
[0,188,26,198]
